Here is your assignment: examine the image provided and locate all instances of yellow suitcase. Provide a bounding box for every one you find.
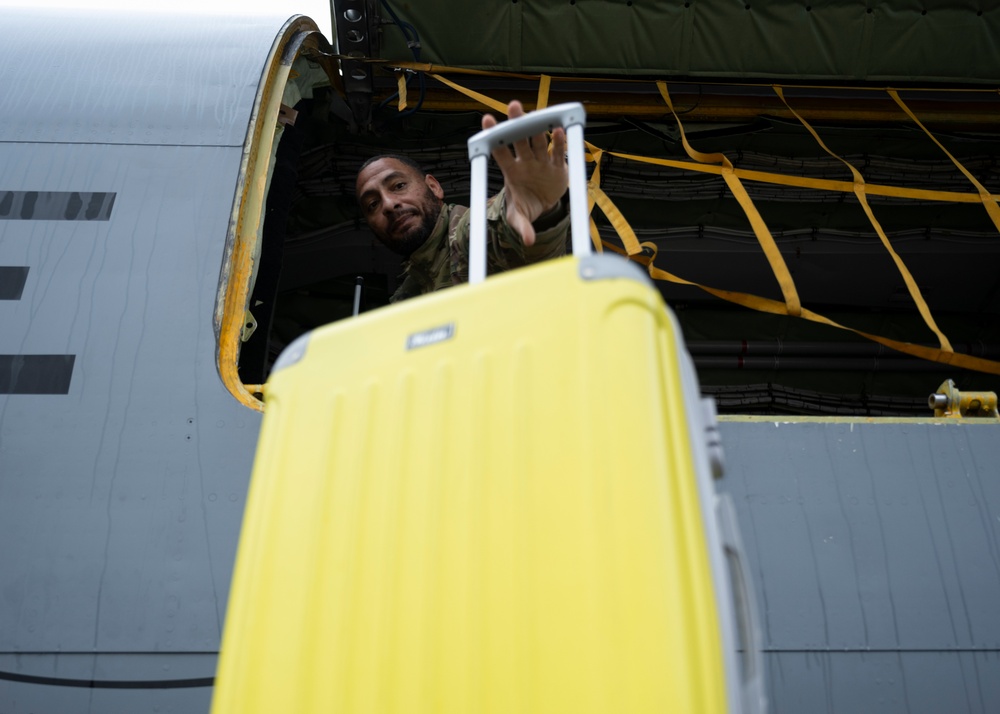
[214,105,763,714]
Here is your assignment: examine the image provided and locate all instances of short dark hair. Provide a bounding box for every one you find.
[358,154,425,176]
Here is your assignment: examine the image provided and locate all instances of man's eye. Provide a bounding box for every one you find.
[394,182,406,190]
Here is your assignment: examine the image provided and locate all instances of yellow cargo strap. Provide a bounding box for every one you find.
[640,242,1000,375]
[586,149,602,252]
[428,73,510,115]
[774,86,953,353]
[598,172,1000,376]
[588,147,642,256]
[536,74,551,110]
[595,151,993,204]
[390,72,406,112]
[589,217,604,253]
[396,72,407,111]
[592,184,642,256]
[414,72,1000,375]
[657,82,802,317]
[889,89,1000,234]
[602,152,996,204]
[418,66,998,205]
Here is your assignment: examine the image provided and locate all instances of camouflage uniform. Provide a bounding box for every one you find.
[391,188,569,303]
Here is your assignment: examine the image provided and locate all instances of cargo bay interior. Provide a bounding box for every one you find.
[236,3,1000,417]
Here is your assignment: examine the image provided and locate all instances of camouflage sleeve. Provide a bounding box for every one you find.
[389,273,423,303]
[449,188,569,285]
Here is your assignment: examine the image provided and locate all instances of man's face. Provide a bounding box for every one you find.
[356,158,445,256]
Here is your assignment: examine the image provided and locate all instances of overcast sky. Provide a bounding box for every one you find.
[0,0,334,40]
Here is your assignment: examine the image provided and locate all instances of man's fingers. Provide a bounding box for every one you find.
[550,127,566,166]
[530,131,549,161]
[512,134,533,160]
[484,100,551,163]
[509,100,531,160]
[482,109,514,170]
[490,140,516,173]
[483,100,563,164]
[503,100,524,156]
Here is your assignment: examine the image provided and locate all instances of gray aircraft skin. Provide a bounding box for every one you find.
[721,418,1000,713]
[2,6,1000,714]
[0,7,299,711]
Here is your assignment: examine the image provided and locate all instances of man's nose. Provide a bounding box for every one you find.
[382,194,401,215]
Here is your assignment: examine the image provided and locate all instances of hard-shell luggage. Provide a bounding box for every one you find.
[213,104,764,714]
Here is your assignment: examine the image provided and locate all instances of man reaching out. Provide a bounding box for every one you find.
[355,100,571,302]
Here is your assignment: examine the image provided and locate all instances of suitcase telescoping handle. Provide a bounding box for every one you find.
[466,102,590,284]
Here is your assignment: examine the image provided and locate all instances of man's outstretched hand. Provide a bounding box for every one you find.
[481,100,568,247]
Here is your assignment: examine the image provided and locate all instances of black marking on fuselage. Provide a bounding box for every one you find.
[0,191,115,221]
[0,670,214,689]
[0,267,29,300]
[0,355,75,394]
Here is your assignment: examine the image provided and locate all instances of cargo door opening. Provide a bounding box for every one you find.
[221,19,1000,417]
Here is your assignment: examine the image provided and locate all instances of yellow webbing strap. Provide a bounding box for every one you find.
[587,148,603,252]
[588,147,602,207]
[645,252,1000,375]
[775,86,953,353]
[603,152,992,203]
[423,72,996,203]
[889,89,1000,234]
[657,82,802,317]
[592,184,643,256]
[428,73,509,114]
[396,72,407,111]
[536,74,551,110]
[588,147,642,256]
[414,72,1000,374]
[589,218,604,253]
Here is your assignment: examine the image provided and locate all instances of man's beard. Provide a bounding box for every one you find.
[387,209,439,256]
[382,190,443,257]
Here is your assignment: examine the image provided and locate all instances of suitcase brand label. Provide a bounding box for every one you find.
[406,323,455,350]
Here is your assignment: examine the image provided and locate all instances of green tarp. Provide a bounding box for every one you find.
[378,0,1000,84]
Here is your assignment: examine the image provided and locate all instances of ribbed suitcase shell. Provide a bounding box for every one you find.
[213,255,731,713]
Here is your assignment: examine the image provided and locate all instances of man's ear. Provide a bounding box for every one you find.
[425,174,445,200]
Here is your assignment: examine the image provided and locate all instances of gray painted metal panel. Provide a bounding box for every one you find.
[0,139,262,711]
[764,651,1000,714]
[0,8,311,712]
[0,8,290,147]
[719,419,1000,714]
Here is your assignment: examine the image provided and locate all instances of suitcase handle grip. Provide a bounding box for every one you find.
[466,103,587,160]
[467,103,590,284]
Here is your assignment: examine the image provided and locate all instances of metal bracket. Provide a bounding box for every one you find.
[240,310,258,343]
[928,379,999,418]
[332,0,382,132]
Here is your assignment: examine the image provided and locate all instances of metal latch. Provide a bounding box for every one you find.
[928,379,999,418]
